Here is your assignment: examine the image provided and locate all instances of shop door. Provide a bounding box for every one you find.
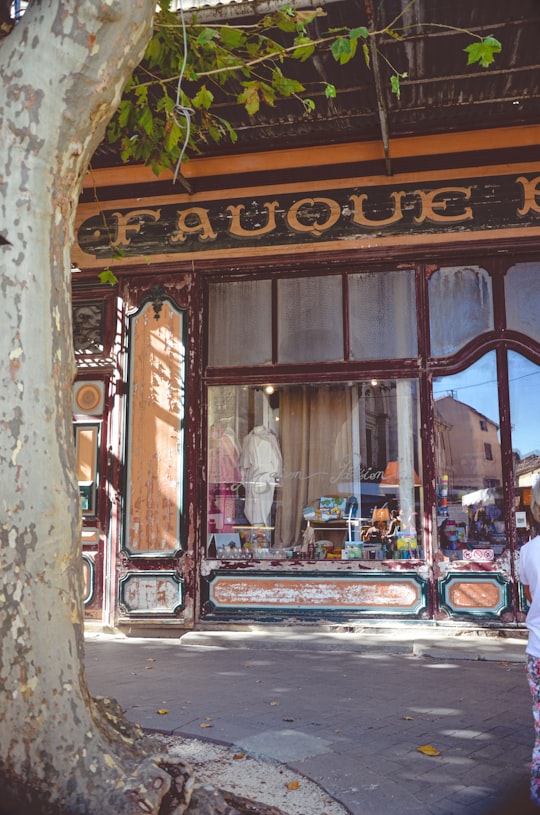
[117,289,192,630]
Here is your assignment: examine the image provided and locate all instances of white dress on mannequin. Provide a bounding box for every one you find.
[240,426,282,526]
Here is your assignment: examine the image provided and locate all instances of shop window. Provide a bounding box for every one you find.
[207,379,423,561]
[505,262,540,343]
[278,276,343,363]
[349,270,417,360]
[508,351,540,543]
[208,279,272,366]
[429,266,493,356]
[433,352,505,559]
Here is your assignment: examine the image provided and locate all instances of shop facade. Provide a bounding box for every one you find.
[73,126,540,632]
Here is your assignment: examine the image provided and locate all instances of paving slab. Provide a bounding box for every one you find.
[85,628,535,814]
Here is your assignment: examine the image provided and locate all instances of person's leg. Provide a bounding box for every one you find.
[526,655,540,805]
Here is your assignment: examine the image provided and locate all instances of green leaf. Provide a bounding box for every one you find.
[137,106,154,137]
[98,269,119,286]
[325,83,337,99]
[219,26,245,49]
[117,100,132,129]
[216,115,238,144]
[196,27,219,46]
[385,27,404,41]
[238,82,261,115]
[292,35,315,62]
[272,70,305,97]
[134,85,149,106]
[164,120,183,152]
[464,35,502,68]
[362,42,370,68]
[331,36,357,65]
[193,86,214,110]
[303,98,315,112]
[350,26,369,41]
[391,74,401,100]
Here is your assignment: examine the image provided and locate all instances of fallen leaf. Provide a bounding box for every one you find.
[147,658,156,662]
[200,722,213,728]
[156,709,169,715]
[285,780,301,790]
[417,744,441,756]
[144,666,154,670]
[233,753,246,760]
[335,729,341,733]
[270,701,279,706]
[403,716,414,720]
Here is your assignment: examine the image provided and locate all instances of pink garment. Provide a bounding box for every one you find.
[209,426,241,484]
[209,426,241,531]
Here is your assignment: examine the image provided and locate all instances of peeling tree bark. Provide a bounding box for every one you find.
[0,2,196,812]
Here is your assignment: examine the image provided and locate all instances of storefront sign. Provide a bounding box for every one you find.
[76,172,540,261]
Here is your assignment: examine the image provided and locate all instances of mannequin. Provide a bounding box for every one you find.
[240,426,282,526]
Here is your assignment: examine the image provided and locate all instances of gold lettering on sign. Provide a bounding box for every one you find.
[170,207,217,243]
[110,209,161,247]
[414,187,472,224]
[227,202,279,237]
[516,176,540,215]
[349,191,406,227]
[286,197,341,236]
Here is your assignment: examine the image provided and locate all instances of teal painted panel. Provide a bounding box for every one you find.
[438,571,511,619]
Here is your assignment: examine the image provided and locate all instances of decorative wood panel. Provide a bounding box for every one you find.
[118,571,184,616]
[204,571,428,618]
[438,572,511,619]
[82,554,95,606]
[123,298,185,556]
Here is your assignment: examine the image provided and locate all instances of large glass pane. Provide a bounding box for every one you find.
[505,263,540,343]
[349,270,417,359]
[207,379,423,561]
[433,352,505,560]
[278,276,343,363]
[429,266,493,356]
[208,280,272,366]
[509,351,540,544]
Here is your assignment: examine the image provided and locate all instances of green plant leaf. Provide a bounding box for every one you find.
[219,26,245,49]
[331,36,357,65]
[193,86,214,110]
[137,106,154,136]
[350,26,369,41]
[464,36,502,68]
[238,82,261,115]
[324,83,337,99]
[98,269,119,286]
[196,27,219,46]
[292,35,315,62]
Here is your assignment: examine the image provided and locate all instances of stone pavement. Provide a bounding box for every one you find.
[85,626,535,815]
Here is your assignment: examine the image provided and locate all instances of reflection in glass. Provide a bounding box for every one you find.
[429,266,493,356]
[207,380,423,561]
[505,263,540,343]
[433,353,505,559]
[349,270,417,360]
[208,280,272,366]
[509,351,540,544]
[278,276,344,363]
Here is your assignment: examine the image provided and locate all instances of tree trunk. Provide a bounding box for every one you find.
[0,2,194,812]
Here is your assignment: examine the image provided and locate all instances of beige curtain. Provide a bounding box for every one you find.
[275,385,353,546]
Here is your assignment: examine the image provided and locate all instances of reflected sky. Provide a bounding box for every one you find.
[433,351,540,458]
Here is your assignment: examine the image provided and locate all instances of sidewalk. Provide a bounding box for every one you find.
[85,626,534,815]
